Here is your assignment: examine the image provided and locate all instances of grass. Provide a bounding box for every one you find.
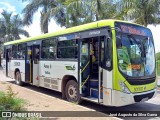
[0,85,26,111]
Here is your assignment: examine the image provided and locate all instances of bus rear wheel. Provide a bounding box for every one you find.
[65,80,81,103]
[15,71,23,86]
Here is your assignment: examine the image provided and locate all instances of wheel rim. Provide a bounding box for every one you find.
[68,85,77,99]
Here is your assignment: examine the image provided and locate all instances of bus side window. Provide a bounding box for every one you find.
[7,49,11,61]
[57,39,78,59]
[41,38,56,60]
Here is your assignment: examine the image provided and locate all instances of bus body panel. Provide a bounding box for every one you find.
[10,60,25,81]
[111,89,157,106]
[32,63,39,86]
[102,70,113,106]
[39,61,78,92]
[2,59,6,75]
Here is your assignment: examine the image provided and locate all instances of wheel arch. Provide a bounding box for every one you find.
[61,75,77,99]
[14,68,20,79]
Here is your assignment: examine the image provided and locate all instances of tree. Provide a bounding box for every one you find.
[22,0,65,33]
[0,10,29,42]
[119,0,160,26]
[156,52,160,61]
[51,0,117,28]
[0,10,29,67]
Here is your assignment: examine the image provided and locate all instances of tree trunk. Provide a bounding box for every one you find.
[44,21,48,33]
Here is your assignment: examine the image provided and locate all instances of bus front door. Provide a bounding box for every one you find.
[25,45,40,85]
[79,37,103,103]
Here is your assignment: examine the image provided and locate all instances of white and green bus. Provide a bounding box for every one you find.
[2,20,157,106]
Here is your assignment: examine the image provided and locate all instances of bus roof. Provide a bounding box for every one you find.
[4,19,144,46]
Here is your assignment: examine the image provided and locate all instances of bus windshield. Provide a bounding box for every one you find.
[115,22,156,77]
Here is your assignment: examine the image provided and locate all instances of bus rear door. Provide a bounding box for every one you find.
[25,45,40,85]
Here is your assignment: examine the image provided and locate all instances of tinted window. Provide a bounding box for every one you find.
[18,44,26,59]
[12,45,18,59]
[12,44,26,59]
[41,38,57,59]
[57,40,78,59]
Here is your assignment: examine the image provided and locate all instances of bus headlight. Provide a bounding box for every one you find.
[119,81,131,94]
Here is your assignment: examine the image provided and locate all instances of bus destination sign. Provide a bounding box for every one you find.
[115,22,152,37]
[120,25,146,36]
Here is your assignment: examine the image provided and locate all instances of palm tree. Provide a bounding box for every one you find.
[0,10,29,42]
[119,0,160,26]
[52,0,117,28]
[22,0,66,33]
[0,10,29,66]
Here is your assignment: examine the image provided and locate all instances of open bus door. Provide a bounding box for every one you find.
[25,45,40,85]
[79,37,103,103]
[78,28,112,104]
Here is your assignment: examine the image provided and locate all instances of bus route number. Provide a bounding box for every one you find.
[14,62,20,66]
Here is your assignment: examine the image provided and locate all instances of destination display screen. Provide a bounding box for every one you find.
[115,22,152,37]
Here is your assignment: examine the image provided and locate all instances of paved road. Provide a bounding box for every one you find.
[0,69,160,120]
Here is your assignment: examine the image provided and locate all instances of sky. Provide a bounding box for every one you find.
[0,0,160,53]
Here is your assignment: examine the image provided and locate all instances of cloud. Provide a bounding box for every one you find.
[0,8,3,13]
[147,25,160,53]
[0,2,16,12]
[22,10,64,38]
[49,19,65,33]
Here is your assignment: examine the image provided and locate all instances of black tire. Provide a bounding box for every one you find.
[15,71,23,86]
[65,80,81,103]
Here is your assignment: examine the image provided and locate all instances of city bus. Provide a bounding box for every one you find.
[2,20,157,106]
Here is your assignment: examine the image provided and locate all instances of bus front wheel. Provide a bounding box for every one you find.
[65,80,81,103]
[15,71,23,86]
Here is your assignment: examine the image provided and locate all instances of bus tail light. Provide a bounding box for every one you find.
[36,76,39,80]
[119,81,131,94]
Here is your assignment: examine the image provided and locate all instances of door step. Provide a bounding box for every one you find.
[90,87,103,99]
[81,96,98,103]
[90,79,98,88]
[90,79,102,88]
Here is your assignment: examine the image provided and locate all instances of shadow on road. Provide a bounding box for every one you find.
[7,81,160,120]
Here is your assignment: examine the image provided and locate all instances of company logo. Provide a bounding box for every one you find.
[65,65,76,70]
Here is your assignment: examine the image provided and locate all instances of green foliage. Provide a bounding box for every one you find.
[0,85,26,111]
[157,60,160,76]
[22,0,60,33]
[0,10,29,42]
[56,0,117,28]
[156,52,160,61]
[119,0,160,26]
